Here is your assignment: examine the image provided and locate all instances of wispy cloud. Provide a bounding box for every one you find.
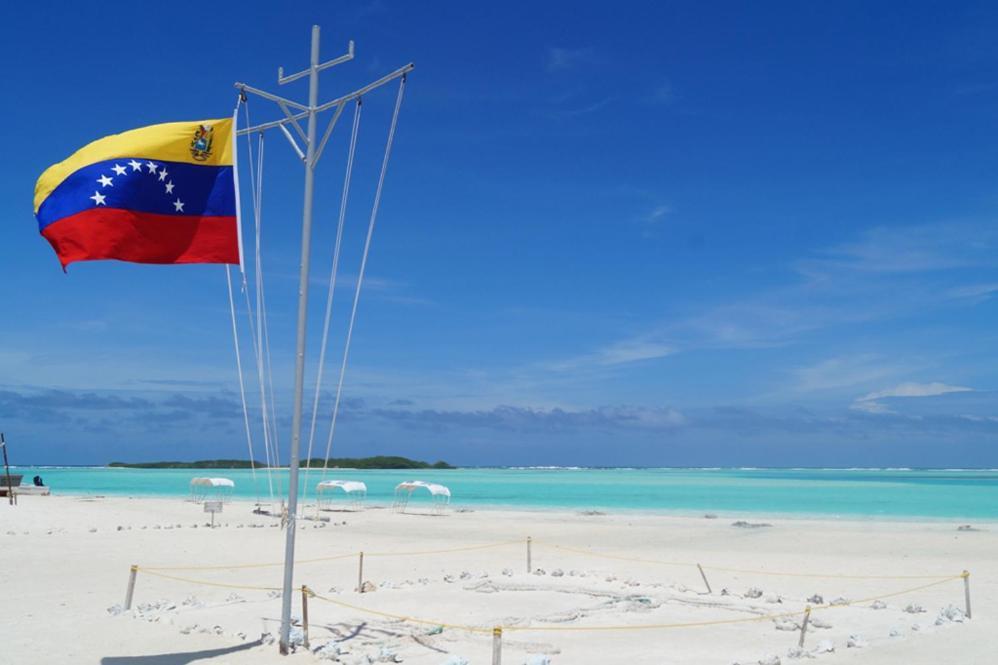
[545,47,595,72]
[546,338,675,372]
[651,80,675,105]
[643,204,671,224]
[852,381,973,414]
[797,222,998,278]
[372,403,685,433]
[543,95,615,118]
[793,355,904,394]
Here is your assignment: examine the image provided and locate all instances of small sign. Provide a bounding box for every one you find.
[204,500,222,527]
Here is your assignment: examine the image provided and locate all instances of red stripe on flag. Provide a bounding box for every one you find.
[40,208,239,269]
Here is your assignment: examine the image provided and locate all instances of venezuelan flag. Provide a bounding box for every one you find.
[34,119,239,269]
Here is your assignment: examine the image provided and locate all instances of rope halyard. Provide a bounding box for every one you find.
[302,97,364,506]
[224,264,257,488]
[319,77,407,485]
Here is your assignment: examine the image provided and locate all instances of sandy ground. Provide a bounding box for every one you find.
[0,495,993,664]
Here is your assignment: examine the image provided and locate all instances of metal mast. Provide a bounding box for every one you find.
[234,25,413,654]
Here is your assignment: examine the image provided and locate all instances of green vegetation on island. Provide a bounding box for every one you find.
[108,456,454,470]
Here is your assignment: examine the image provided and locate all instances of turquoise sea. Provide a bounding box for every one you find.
[10,466,998,520]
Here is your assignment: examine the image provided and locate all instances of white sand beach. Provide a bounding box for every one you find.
[1,495,993,664]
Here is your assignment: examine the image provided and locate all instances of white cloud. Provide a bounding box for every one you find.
[644,204,671,223]
[652,80,675,105]
[547,338,675,372]
[852,382,973,415]
[545,47,594,72]
[858,382,972,402]
[793,355,901,393]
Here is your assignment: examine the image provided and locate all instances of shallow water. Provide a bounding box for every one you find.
[11,466,998,520]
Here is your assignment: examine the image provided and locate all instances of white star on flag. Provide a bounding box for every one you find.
[146,161,158,174]
[111,164,127,176]
[173,199,185,212]
[97,175,113,188]
[165,181,175,194]
[90,191,107,206]
[158,169,168,182]
[128,160,142,172]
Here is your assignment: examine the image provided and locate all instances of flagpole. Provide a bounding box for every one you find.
[277,24,320,654]
[232,25,412,655]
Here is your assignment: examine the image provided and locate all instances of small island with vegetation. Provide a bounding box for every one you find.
[108,456,454,470]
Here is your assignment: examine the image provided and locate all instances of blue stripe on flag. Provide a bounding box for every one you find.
[36,159,235,231]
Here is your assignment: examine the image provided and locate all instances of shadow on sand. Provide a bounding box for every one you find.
[100,639,263,664]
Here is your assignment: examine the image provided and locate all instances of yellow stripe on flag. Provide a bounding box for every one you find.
[34,118,234,213]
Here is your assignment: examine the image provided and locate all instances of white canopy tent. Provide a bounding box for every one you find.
[392,480,451,514]
[316,479,367,510]
[189,477,235,503]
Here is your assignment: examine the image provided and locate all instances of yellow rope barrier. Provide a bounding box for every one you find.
[135,561,963,636]
[137,567,282,592]
[363,540,523,557]
[309,591,493,633]
[140,540,518,572]
[304,574,963,634]
[541,543,956,580]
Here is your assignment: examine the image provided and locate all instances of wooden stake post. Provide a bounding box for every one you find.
[798,606,811,648]
[301,585,310,648]
[1,433,15,506]
[124,565,138,610]
[358,551,365,593]
[492,626,502,664]
[697,563,712,594]
[526,536,532,574]
[963,571,972,619]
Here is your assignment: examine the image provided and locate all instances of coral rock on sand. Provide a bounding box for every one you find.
[440,657,468,665]
[731,521,772,528]
[524,656,552,665]
[870,600,887,610]
[502,568,514,577]
[809,617,832,630]
[360,581,377,593]
[744,587,763,599]
[758,656,781,665]
[935,605,966,624]
[377,646,402,662]
[846,634,867,648]
[784,647,812,660]
[813,640,834,653]
[551,569,564,577]
[903,603,925,614]
[774,618,799,632]
[806,594,823,605]
[314,641,345,660]
[957,525,979,531]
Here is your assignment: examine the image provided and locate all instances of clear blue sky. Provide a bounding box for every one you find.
[3,1,998,466]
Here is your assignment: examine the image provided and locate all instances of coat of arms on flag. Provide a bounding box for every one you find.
[190,124,215,161]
